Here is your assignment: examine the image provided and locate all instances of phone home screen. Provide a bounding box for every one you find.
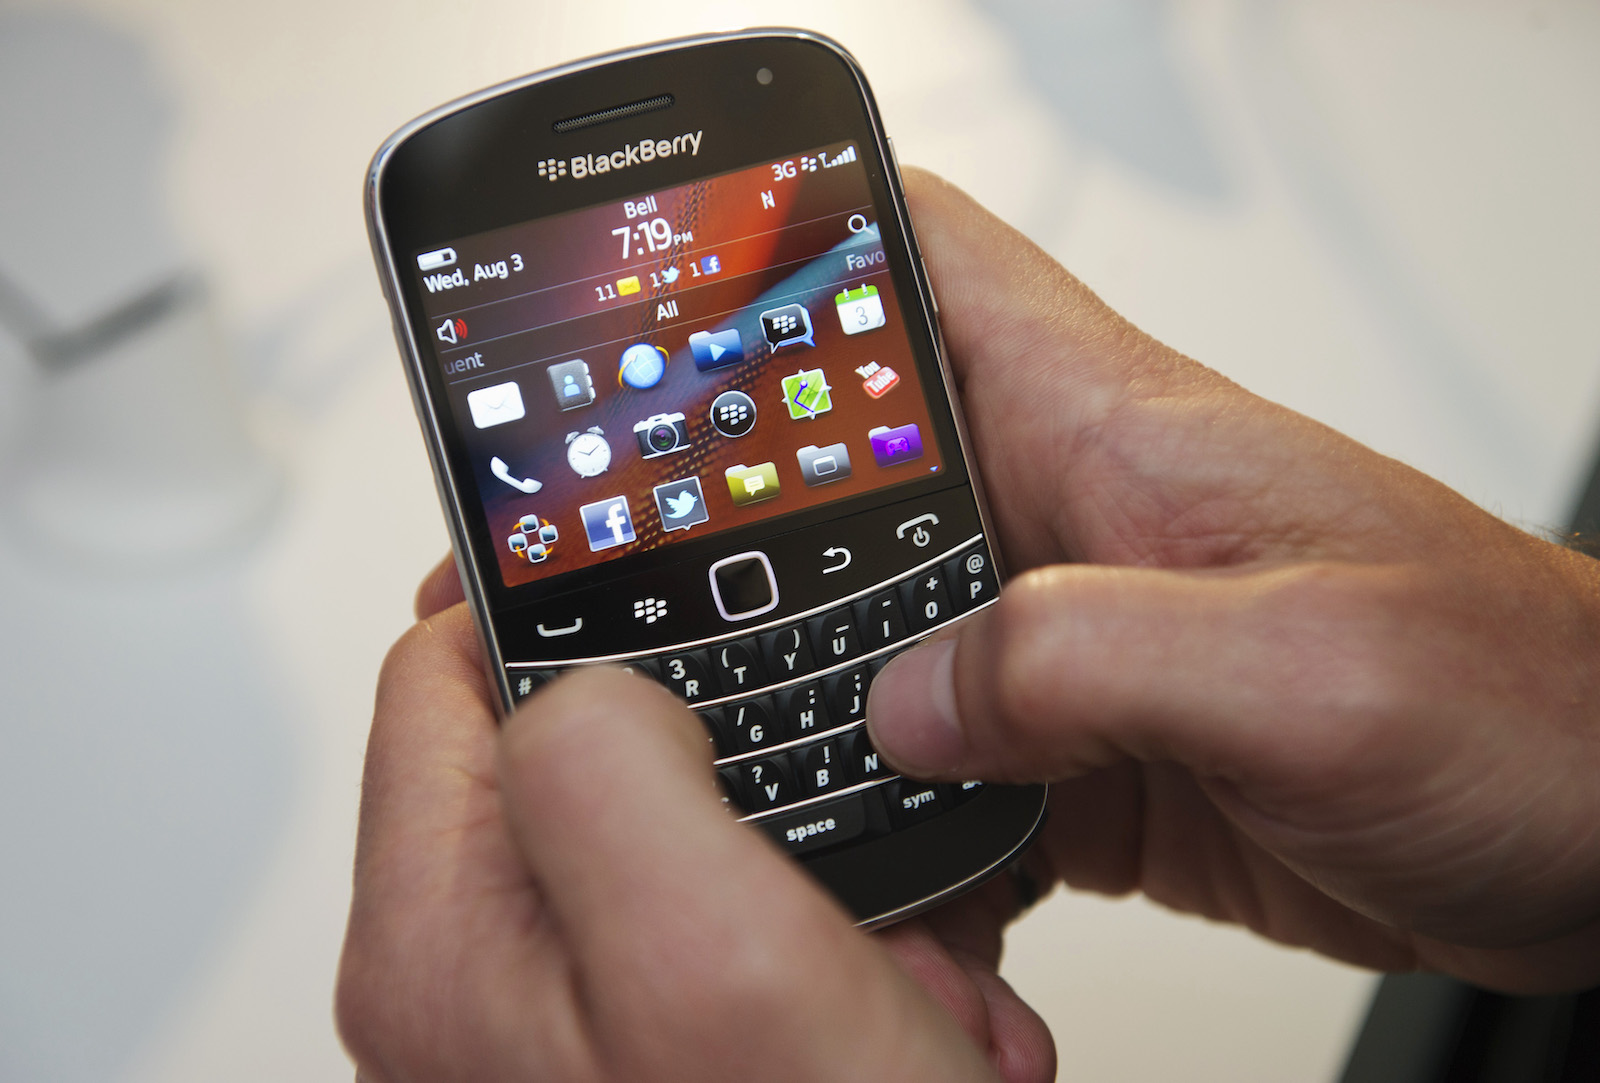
[410,140,945,593]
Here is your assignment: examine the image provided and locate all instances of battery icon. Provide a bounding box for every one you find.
[417,247,457,271]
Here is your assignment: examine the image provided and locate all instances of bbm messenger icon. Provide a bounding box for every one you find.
[759,303,815,349]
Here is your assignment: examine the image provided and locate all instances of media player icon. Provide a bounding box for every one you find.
[689,327,744,372]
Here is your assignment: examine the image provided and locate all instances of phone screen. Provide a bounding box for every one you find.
[409,140,947,591]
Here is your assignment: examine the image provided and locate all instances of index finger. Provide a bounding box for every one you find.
[344,607,504,937]
[414,552,467,620]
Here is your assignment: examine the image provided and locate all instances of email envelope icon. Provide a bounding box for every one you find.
[467,381,526,429]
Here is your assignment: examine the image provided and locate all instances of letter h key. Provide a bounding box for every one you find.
[777,682,830,740]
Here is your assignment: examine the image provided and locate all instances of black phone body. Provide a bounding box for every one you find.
[367,29,1046,926]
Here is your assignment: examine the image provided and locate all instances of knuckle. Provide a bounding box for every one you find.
[960,570,1074,756]
[1278,567,1417,704]
[376,611,484,707]
[375,619,433,689]
[1259,565,1425,768]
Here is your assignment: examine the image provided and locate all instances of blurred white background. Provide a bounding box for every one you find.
[0,2,1595,1080]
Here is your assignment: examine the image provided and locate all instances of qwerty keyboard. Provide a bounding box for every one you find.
[509,538,998,858]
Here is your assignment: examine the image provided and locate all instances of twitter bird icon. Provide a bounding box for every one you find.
[653,476,709,532]
[664,490,698,518]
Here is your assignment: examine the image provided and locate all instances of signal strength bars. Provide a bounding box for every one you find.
[799,144,859,174]
[821,144,857,168]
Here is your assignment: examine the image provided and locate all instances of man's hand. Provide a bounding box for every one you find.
[335,575,1053,1082]
[868,169,1600,994]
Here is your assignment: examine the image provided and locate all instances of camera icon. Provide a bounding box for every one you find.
[633,412,690,458]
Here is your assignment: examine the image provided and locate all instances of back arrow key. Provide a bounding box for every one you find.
[822,546,852,574]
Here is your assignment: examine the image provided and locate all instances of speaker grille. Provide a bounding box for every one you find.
[553,93,674,134]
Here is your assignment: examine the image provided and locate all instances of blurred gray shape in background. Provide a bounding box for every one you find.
[975,0,1233,201]
[0,9,278,568]
[0,13,295,1082]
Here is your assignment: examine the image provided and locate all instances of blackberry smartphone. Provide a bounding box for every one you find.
[366,29,1046,926]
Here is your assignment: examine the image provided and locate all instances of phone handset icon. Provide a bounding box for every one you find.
[491,456,542,494]
[896,513,939,548]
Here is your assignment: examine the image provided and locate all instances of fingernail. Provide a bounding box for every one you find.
[866,638,963,776]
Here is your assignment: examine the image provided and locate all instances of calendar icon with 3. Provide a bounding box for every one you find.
[835,283,886,336]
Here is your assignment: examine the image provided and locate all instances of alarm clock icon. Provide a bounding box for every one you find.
[565,427,611,478]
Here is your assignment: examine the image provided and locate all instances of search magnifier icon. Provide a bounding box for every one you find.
[846,213,869,234]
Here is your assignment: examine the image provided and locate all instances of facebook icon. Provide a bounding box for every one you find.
[579,496,637,552]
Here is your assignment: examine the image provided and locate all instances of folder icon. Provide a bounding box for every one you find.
[617,275,641,295]
[725,462,780,507]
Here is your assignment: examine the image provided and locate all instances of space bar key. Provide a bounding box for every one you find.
[758,794,868,856]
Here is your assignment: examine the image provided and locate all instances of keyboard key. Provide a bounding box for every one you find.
[825,665,869,723]
[616,657,660,682]
[759,623,816,680]
[899,568,953,633]
[854,589,908,651]
[795,739,847,796]
[949,779,987,805]
[759,793,869,856]
[717,767,745,813]
[507,669,557,702]
[738,757,797,812]
[722,696,781,754]
[776,682,831,741]
[841,727,893,782]
[698,709,732,756]
[885,779,946,827]
[808,607,861,665]
[711,638,765,694]
[944,546,999,614]
[659,649,717,702]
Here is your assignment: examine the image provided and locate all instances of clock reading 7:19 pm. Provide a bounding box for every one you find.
[611,216,693,259]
